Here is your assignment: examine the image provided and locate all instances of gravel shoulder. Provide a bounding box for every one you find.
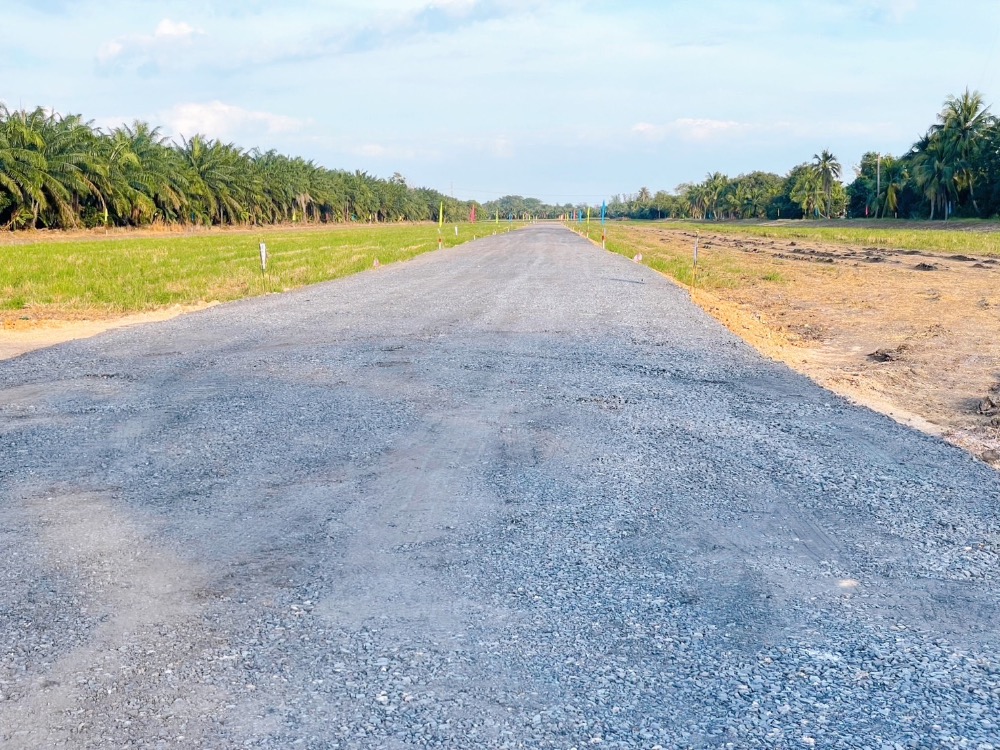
[1,225,998,748]
[601,223,1000,467]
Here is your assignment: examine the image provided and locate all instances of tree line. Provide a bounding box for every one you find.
[604,90,1000,222]
[6,90,995,231]
[0,105,503,230]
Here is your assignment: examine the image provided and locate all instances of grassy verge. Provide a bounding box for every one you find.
[657,219,1000,257]
[1,222,507,318]
[566,222,788,290]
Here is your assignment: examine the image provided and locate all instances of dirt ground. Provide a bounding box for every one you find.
[621,225,1000,467]
[0,304,216,360]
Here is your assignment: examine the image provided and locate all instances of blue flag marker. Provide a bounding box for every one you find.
[601,201,606,225]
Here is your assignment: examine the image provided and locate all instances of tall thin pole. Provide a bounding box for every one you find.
[876,153,881,219]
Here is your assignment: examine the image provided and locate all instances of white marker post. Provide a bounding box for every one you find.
[691,232,699,291]
[259,240,269,292]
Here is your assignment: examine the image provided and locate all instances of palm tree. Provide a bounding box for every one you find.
[176,135,257,225]
[791,169,823,218]
[934,88,993,214]
[912,133,956,220]
[726,180,755,219]
[681,183,708,220]
[704,172,728,220]
[124,122,189,224]
[812,149,841,218]
[877,157,907,219]
[21,108,105,228]
[0,104,47,229]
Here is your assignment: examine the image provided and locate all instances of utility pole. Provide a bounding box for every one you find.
[876,153,881,220]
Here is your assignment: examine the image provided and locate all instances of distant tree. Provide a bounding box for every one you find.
[911,132,956,220]
[704,172,728,220]
[790,167,823,218]
[812,149,841,218]
[879,157,908,218]
[936,88,993,214]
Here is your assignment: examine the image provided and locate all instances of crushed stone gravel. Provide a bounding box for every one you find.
[1,225,998,748]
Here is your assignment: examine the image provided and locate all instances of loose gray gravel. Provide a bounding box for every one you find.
[1,224,998,749]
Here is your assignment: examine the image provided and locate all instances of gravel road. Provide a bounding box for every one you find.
[1,225,998,749]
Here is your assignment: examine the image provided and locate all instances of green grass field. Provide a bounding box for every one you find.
[0,222,513,316]
[658,219,1000,257]
[566,223,702,287]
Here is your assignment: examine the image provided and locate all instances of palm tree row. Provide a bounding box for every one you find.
[0,105,474,230]
[607,90,1000,222]
[849,90,998,220]
[606,156,847,223]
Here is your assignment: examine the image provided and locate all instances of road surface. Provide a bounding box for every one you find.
[1,225,998,748]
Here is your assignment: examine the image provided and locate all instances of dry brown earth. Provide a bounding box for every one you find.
[0,305,215,361]
[610,224,1000,467]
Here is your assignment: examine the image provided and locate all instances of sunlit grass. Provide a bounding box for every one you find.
[568,222,782,290]
[567,218,1000,293]
[662,219,1000,256]
[0,222,505,317]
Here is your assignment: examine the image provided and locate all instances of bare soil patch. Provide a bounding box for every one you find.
[0,304,216,361]
[630,226,1000,466]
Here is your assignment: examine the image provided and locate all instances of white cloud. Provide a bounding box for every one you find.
[633,119,751,142]
[350,141,440,161]
[97,17,204,67]
[154,19,199,40]
[357,144,388,157]
[97,40,124,63]
[632,117,903,144]
[866,0,918,22]
[163,101,306,140]
[349,133,512,162]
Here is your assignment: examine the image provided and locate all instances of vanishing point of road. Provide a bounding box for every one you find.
[1,225,998,748]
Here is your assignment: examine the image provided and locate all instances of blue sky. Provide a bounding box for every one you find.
[4,0,1000,203]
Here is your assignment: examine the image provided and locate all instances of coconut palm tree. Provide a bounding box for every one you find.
[934,88,993,214]
[879,158,908,218]
[681,182,708,220]
[791,169,823,218]
[703,172,728,220]
[912,135,956,220]
[812,150,841,218]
